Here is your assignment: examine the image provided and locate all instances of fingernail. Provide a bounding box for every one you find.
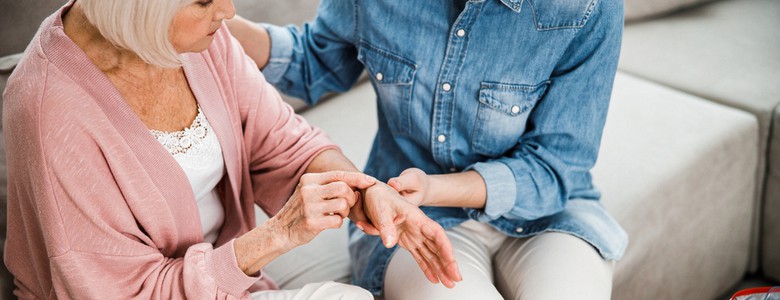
[356,224,365,231]
[385,235,395,247]
[365,176,377,184]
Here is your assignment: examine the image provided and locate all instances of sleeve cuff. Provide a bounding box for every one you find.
[207,239,264,296]
[464,161,517,222]
[260,23,295,85]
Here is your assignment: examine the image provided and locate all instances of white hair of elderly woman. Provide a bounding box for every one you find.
[80,0,191,68]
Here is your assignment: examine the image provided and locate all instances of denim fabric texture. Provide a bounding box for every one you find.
[262,0,628,295]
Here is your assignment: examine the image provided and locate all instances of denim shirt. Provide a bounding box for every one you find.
[261,0,628,295]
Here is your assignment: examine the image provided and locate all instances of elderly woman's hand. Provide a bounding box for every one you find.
[354,183,462,288]
[271,171,376,249]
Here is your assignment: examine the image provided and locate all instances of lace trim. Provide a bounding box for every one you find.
[150,107,211,156]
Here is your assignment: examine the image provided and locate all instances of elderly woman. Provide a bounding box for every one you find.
[1,0,460,299]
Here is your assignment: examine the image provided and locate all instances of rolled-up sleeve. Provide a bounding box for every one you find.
[261,24,295,85]
[464,161,516,222]
[259,0,364,105]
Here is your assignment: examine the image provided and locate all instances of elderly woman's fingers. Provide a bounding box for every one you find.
[354,220,381,235]
[422,239,458,288]
[314,198,350,218]
[319,182,360,206]
[423,222,461,282]
[305,171,376,189]
[323,214,345,229]
[436,239,461,282]
[407,247,439,284]
[416,239,456,288]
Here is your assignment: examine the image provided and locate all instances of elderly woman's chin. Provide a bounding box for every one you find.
[175,36,217,54]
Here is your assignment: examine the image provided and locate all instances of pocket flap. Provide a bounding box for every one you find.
[478,81,550,116]
[358,42,416,85]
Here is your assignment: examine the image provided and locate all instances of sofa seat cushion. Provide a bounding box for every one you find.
[619,0,780,276]
[596,73,758,299]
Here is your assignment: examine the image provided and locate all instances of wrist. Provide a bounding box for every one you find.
[264,217,298,253]
[234,222,288,275]
[419,174,442,206]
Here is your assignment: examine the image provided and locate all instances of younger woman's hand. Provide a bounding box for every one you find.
[387,168,430,206]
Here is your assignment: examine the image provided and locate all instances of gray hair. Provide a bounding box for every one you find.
[80,0,191,68]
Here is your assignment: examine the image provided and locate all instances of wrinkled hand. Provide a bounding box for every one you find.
[272,171,376,250]
[354,183,462,288]
[387,168,429,206]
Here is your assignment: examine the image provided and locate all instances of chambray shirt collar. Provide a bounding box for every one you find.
[499,0,524,12]
[467,0,524,12]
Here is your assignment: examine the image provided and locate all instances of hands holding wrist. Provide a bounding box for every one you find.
[273,171,376,249]
[235,171,375,275]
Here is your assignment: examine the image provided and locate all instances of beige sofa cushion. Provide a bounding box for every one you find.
[597,73,758,299]
[619,0,780,276]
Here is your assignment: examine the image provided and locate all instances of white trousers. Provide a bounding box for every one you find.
[250,281,372,300]
[384,220,614,300]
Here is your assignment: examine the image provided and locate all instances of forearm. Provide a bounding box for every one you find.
[233,218,291,275]
[304,148,362,174]
[225,16,271,69]
[424,171,487,209]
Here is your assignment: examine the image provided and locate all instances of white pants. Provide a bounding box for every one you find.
[251,281,372,300]
[384,220,614,300]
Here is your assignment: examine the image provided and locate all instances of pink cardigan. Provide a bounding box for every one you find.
[2,4,338,299]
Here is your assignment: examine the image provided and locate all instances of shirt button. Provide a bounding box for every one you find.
[375,72,384,81]
[442,83,452,92]
[449,167,457,172]
[437,135,447,143]
[516,227,524,233]
[511,105,521,114]
[456,29,466,37]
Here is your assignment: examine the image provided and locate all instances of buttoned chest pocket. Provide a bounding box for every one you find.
[471,81,550,157]
[358,43,417,136]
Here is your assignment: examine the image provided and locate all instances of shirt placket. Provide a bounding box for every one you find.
[430,2,484,172]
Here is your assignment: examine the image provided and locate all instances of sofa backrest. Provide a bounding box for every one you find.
[234,0,320,25]
[0,0,67,57]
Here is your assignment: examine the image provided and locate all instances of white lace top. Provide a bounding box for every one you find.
[151,107,225,244]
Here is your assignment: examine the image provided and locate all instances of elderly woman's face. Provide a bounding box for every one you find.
[170,0,235,53]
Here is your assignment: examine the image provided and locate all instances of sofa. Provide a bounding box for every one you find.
[1,0,777,299]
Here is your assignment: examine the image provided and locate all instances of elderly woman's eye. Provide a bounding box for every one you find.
[196,0,213,7]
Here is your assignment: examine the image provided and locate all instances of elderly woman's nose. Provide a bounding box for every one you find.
[217,0,236,20]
